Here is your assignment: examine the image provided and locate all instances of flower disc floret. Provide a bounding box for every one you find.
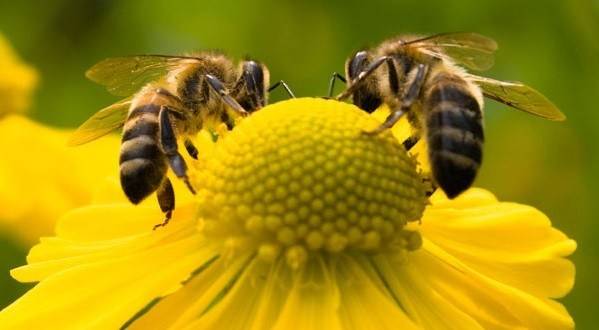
[196,98,427,268]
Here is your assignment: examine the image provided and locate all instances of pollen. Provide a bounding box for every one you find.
[195,98,427,269]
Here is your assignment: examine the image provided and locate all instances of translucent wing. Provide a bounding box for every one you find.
[469,75,565,121]
[86,55,200,96]
[68,98,132,146]
[408,32,498,71]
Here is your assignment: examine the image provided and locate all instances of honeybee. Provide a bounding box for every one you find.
[334,33,565,198]
[69,52,292,228]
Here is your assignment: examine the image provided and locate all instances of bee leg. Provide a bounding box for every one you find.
[184,139,199,159]
[365,64,428,135]
[153,178,175,230]
[205,74,248,116]
[364,108,406,135]
[336,55,394,101]
[402,134,421,151]
[268,80,296,99]
[423,175,438,197]
[159,108,196,194]
[220,111,235,130]
[327,72,346,98]
[427,187,438,197]
[233,61,278,111]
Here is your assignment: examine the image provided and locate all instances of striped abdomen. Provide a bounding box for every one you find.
[424,73,484,198]
[120,104,167,204]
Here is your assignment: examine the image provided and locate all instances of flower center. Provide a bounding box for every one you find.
[195,98,427,268]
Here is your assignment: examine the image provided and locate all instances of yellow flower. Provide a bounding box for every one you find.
[0,99,575,329]
[0,115,119,244]
[0,33,37,116]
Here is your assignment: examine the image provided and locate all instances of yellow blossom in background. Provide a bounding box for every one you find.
[0,99,576,329]
[0,116,119,244]
[0,33,37,116]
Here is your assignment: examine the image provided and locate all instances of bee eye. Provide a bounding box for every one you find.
[348,51,370,81]
[240,60,267,110]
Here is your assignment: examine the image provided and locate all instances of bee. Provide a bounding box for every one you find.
[69,52,293,228]
[334,33,565,198]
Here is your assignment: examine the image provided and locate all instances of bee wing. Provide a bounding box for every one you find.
[468,75,566,121]
[409,32,498,71]
[67,98,132,146]
[86,55,200,96]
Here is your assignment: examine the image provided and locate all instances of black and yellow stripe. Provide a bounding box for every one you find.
[119,103,167,204]
[424,73,484,198]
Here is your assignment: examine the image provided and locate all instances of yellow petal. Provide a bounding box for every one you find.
[272,256,343,330]
[184,258,279,330]
[128,253,253,330]
[90,174,195,206]
[334,256,419,330]
[428,187,498,209]
[422,189,576,298]
[90,176,130,205]
[0,115,118,244]
[57,200,197,242]
[0,33,38,116]
[246,261,294,330]
[412,240,574,329]
[0,235,212,329]
[372,254,483,329]
[11,203,198,282]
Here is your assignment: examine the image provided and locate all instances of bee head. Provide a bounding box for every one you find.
[343,50,383,113]
[346,50,371,82]
[236,60,270,112]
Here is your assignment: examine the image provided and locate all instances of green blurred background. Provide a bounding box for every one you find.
[0,0,597,327]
